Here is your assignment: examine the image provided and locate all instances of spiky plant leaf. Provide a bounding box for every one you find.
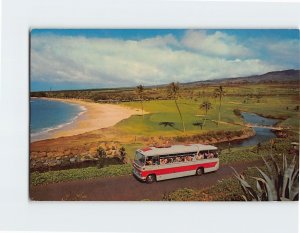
[256,167,277,201]
[241,195,248,201]
[233,154,298,201]
[231,167,259,200]
[282,157,295,198]
[280,197,291,201]
[261,156,273,176]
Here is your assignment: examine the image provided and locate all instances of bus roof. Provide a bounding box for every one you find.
[137,144,218,157]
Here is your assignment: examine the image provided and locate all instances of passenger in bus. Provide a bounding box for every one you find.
[175,156,182,162]
[186,155,193,161]
[204,152,209,159]
[160,158,168,165]
[168,157,174,163]
[195,153,204,160]
[153,157,159,165]
[207,152,214,159]
[146,157,153,165]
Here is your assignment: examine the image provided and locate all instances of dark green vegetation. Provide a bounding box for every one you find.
[219,137,296,165]
[31,164,132,186]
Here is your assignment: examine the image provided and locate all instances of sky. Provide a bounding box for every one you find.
[30,29,299,91]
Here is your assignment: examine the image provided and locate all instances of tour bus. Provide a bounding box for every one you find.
[133,144,219,183]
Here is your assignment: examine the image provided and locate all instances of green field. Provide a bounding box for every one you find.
[115,84,299,137]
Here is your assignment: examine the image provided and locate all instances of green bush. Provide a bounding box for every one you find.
[31,164,132,186]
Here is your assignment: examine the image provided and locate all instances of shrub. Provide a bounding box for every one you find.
[119,146,127,163]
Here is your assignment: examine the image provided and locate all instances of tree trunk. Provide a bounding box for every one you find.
[140,99,144,119]
[203,114,207,126]
[203,107,208,127]
[175,99,185,133]
[218,96,222,126]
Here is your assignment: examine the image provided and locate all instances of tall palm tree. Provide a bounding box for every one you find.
[136,85,144,119]
[168,82,186,133]
[214,85,225,126]
[200,101,212,126]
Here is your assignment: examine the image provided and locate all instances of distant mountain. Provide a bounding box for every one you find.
[182,69,300,86]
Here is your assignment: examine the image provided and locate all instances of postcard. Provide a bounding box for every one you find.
[29,29,299,201]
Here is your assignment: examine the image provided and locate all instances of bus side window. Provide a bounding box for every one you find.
[188,154,194,161]
[145,156,153,165]
[213,151,218,158]
[174,155,181,163]
[203,151,209,159]
[160,156,168,165]
[196,152,204,160]
[152,156,159,165]
[168,156,176,163]
[207,151,214,159]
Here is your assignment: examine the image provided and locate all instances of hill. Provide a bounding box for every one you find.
[183,69,299,86]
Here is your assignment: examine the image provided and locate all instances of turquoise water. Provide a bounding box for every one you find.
[30,98,85,141]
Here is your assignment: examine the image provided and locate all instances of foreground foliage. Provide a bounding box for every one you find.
[163,177,246,201]
[232,154,299,201]
[31,164,132,186]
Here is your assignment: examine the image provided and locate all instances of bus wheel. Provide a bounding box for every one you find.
[146,174,156,184]
[196,168,204,176]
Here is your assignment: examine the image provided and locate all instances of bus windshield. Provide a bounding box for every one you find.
[135,152,145,166]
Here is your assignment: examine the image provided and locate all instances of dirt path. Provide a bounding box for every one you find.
[30,161,261,201]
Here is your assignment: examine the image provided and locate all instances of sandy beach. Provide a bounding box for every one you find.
[32,98,144,141]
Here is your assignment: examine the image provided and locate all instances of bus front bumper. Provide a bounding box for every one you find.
[132,168,146,181]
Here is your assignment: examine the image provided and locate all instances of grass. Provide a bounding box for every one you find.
[30,164,132,186]
[115,85,299,139]
[219,137,296,165]
[118,99,244,137]
[163,166,264,201]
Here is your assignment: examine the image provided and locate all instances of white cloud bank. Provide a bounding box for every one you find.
[31,30,298,89]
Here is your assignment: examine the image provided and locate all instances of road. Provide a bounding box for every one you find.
[30,161,260,201]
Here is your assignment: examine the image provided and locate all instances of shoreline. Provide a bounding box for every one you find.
[31,97,144,142]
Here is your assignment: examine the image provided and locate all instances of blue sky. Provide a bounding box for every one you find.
[31,29,299,91]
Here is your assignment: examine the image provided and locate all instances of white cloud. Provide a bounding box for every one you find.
[181,30,251,58]
[31,31,290,89]
[249,38,299,68]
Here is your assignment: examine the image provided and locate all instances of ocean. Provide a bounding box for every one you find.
[30,98,86,141]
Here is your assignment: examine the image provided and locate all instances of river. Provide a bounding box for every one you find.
[219,112,279,148]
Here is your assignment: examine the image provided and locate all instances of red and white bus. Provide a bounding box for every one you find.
[133,144,219,183]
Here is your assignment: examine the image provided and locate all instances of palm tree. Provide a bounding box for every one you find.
[136,85,144,119]
[214,85,225,126]
[200,101,212,126]
[168,82,186,133]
